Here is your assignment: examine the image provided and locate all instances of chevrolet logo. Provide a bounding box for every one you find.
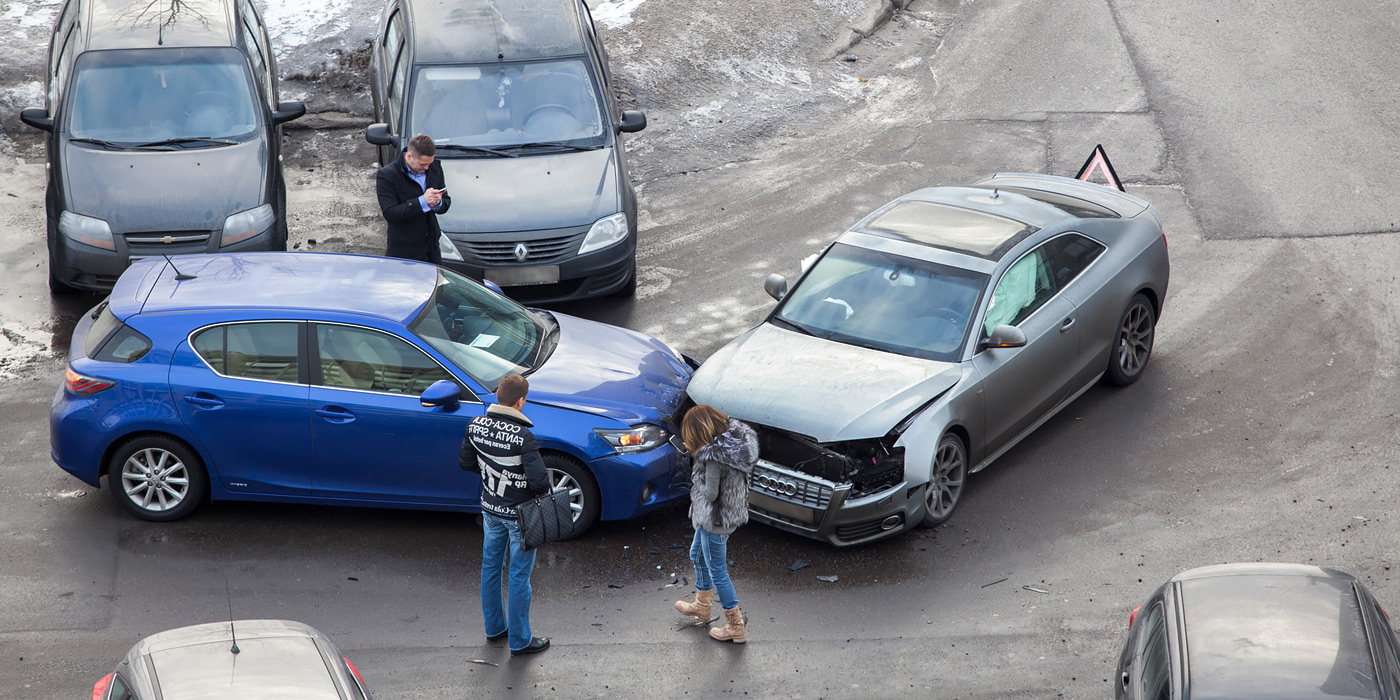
[160,235,176,244]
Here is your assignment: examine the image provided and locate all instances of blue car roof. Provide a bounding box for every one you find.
[109,253,439,324]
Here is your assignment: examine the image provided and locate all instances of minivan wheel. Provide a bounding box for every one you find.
[542,452,601,538]
[920,433,967,528]
[47,213,78,295]
[108,435,208,521]
[1104,293,1156,387]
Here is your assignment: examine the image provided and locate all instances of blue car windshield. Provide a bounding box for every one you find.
[408,59,606,149]
[772,243,987,363]
[66,48,260,144]
[409,269,547,388]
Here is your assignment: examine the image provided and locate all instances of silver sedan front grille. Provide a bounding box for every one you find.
[750,461,834,509]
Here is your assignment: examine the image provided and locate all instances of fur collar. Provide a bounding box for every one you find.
[487,403,533,426]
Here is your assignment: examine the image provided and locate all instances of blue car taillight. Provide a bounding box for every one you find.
[65,368,115,397]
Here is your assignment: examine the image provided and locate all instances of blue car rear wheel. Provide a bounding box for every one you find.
[108,435,208,522]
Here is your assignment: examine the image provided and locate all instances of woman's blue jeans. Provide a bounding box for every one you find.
[690,526,739,610]
[481,512,537,652]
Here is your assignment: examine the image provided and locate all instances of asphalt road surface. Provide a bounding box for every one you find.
[3,1,1400,698]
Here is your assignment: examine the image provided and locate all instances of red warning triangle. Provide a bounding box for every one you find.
[1074,144,1125,192]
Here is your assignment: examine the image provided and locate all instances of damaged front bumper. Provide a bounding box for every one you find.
[744,426,925,546]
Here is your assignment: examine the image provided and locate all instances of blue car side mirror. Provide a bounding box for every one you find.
[484,280,505,294]
[420,380,462,410]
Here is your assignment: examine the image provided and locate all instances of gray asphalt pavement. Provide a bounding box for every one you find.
[3,0,1400,698]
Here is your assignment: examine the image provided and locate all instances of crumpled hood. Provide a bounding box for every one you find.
[436,148,619,233]
[525,312,692,426]
[61,138,267,233]
[687,323,964,442]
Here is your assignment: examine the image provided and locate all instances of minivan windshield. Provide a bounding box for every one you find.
[772,243,988,363]
[408,269,549,388]
[409,59,606,150]
[66,48,260,145]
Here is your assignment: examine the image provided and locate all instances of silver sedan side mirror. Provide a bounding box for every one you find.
[763,274,788,301]
[982,324,1027,349]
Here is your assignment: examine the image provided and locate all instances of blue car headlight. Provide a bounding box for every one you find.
[595,423,669,454]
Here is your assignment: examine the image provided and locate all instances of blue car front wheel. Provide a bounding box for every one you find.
[108,435,208,522]
[542,453,600,538]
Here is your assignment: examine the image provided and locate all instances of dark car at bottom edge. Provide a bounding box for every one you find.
[1119,563,1400,700]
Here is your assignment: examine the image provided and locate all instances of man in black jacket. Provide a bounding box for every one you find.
[375,134,452,263]
[459,373,552,656]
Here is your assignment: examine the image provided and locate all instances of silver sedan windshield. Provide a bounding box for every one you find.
[772,243,987,362]
[409,269,546,386]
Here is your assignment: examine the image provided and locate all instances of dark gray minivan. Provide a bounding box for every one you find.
[20,0,304,293]
[366,0,647,302]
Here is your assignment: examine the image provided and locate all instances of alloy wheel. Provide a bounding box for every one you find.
[547,467,585,522]
[927,439,966,521]
[1117,302,1155,377]
[120,447,190,512]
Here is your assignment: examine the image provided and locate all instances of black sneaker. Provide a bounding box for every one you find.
[510,637,550,656]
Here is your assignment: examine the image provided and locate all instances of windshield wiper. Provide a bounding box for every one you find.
[501,142,602,153]
[530,310,561,369]
[133,136,239,149]
[770,317,819,338]
[435,144,517,158]
[68,137,129,150]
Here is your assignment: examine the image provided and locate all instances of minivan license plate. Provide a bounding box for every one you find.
[486,266,560,287]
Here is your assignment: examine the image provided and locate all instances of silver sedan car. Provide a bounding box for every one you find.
[91,619,374,699]
[687,172,1169,546]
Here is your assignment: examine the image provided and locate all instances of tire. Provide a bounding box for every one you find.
[541,452,601,538]
[107,435,209,521]
[612,259,637,298]
[1104,293,1156,387]
[920,433,967,528]
[274,177,289,251]
[46,210,78,295]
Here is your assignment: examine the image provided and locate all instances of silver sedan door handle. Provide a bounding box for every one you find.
[1060,317,1076,332]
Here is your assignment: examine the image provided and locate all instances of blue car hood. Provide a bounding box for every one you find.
[525,312,692,426]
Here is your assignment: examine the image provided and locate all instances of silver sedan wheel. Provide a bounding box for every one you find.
[547,467,585,522]
[924,435,967,526]
[120,447,191,513]
[1116,301,1155,377]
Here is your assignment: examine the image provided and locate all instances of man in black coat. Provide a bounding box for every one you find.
[375,133,452,263]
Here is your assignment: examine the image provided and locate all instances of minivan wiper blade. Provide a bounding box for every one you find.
[68,137,130,150]
[133,136,239,149]
[435,144,517,158]
[771,316,819,338]
[502,142,602,153]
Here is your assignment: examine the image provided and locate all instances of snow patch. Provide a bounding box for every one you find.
[259,0,357,57]
[591,0,646,29]
[4,81,43,108]
[714,57,812,90]
[0,322,52,379]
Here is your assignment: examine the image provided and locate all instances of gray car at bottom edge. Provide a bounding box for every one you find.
[686,172,1169,546]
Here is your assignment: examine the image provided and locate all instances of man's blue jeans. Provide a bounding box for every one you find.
[690,526,739,610]
[481,512,537,652]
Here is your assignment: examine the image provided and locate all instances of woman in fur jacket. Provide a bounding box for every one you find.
[673,404,758,643]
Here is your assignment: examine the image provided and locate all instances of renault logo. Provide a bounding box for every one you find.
[513,243,529,262]
[754,473,800,497]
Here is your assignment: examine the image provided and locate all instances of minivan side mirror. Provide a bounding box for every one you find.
[366,123,395,146]
[617,111,647,133]
[420,380,462,410]
[763,273,788,301]
[981,324,1027,350]
[20,108,53,132]
[273,101,306,124]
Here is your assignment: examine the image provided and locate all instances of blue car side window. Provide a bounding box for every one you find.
[191,323,299,383]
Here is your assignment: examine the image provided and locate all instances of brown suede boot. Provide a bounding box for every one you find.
[709,606,746,643]
[674,588,714,621]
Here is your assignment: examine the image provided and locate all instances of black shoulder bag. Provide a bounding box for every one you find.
[517,489,576,551]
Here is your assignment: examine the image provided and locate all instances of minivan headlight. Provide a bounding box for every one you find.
[58,211,115,250]
[594,423,668,454]
[577,212,629,256]
[438,232,464,262]
[221,204,276,247]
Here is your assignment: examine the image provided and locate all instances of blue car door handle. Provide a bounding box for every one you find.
[183,394,225,409]
[315,407,356,424]
[1060,317,1076,332]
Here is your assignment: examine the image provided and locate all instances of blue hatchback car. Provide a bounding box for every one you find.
[50,253,695,533]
